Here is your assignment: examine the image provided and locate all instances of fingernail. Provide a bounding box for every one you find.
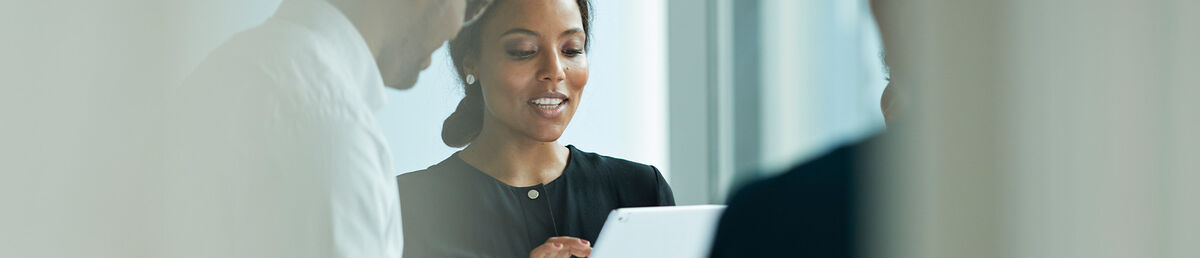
[553,243,562,248]
[582,240,590,245]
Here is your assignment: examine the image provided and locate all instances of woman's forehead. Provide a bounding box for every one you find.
[483,0,584,38]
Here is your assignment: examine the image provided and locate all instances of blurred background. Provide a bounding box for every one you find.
[2,0,1197,257]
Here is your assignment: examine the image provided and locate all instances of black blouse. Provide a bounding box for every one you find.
[396,145,675,257]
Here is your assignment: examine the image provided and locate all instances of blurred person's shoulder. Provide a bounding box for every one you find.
[182,0,381,108]
[726,134,883,208]
[710,134,883,258]
[185,17,336,92]
[743,134,882,195]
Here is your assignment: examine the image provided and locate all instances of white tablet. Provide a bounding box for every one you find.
[590,205,726,258]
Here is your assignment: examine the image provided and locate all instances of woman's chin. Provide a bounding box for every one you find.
[522,127,567,143]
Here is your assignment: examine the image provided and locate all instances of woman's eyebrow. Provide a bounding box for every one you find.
[561,27,583,37]
[499,28,539,38]
[499,27,584,39]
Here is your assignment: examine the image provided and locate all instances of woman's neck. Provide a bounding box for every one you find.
[459,119,569,187]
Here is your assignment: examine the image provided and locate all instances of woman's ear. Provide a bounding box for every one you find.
[462,53,479,78]
[465,52,490,87]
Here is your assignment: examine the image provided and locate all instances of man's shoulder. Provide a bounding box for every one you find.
[729,139,870,204]
[188,20,327,85]
[177,17,372,123]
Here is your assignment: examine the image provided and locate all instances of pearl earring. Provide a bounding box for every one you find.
[466,74,476,84]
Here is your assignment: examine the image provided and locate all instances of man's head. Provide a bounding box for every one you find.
[332,0,493,89]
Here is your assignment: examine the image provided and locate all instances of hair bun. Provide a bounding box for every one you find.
[441,85,484,148]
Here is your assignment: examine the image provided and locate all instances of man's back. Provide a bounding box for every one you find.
[709,136,880,258]
[162,1,399,257]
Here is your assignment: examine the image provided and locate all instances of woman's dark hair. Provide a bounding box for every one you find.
[441,0,593,148]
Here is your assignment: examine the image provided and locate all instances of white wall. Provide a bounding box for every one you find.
[758,0,888,173]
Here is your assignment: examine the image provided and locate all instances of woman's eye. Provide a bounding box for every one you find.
[506,49,536,58]
[563,49,584,57]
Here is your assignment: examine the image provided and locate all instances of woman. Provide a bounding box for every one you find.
[396,0,675,257]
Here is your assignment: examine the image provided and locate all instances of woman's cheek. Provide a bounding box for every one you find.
[494,64,529,93]
[568,60,589,89]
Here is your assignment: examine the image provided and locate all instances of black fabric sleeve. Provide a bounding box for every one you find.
[651,166,676,206]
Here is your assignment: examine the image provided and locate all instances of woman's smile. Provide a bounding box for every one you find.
[528,92,569,118]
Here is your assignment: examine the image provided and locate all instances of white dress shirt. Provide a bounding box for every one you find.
[163,1,400,257]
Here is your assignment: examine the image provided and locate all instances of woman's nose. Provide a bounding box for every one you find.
[538,51,567,82]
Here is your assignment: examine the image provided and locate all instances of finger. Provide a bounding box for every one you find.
[529,242,554,258]
[546,236,578,243]
[549,242,571,258]
[531,241,569,258]
[568,238,591,256]
[543,237,589,257]
[540,237,589,258]
[548,236,586,247]
[569,244,592,257]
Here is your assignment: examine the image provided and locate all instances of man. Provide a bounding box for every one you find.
[163,0,491,257]
[708,0,901,256]
[708,88,895,257]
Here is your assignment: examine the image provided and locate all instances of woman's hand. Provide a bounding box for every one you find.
[529,236,592,258]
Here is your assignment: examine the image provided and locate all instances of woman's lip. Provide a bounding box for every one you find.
[528,92,568,103]
[529,99,568,119]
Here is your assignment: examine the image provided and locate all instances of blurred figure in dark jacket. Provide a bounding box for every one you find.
[708,1,901,256]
